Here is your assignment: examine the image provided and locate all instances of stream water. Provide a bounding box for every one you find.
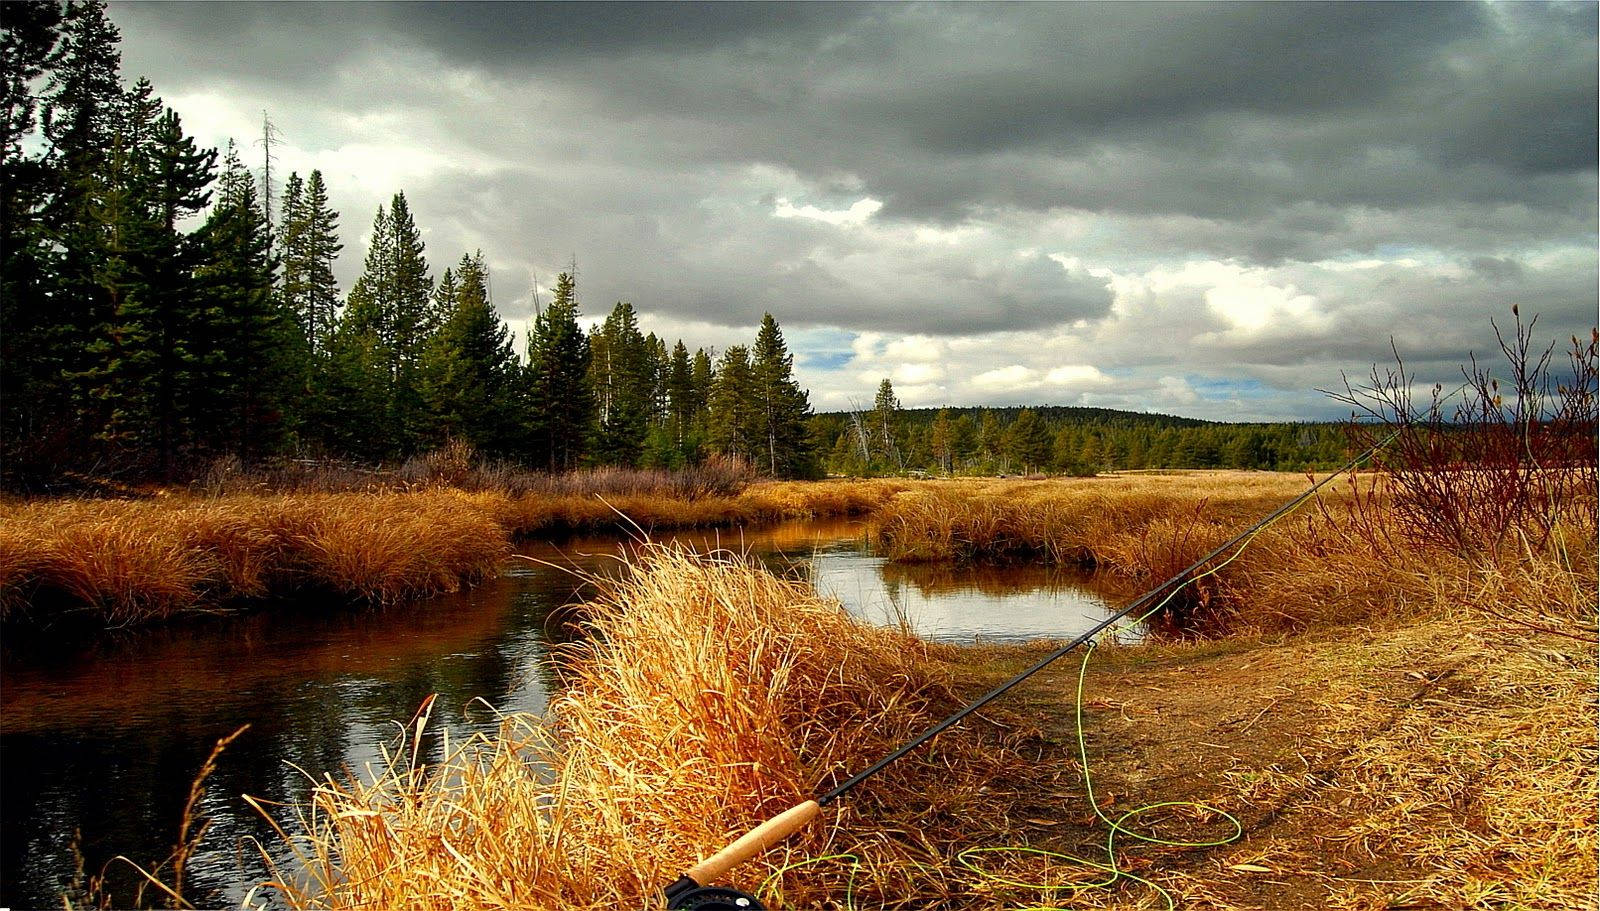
[0,519,1126,909]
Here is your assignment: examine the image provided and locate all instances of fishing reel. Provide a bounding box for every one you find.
[663,875,765,910]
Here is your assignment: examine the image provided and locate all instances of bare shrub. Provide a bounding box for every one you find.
[1334,309,1598,555]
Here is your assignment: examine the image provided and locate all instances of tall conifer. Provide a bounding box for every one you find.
[750,313,815,477]
[420,252,522,453]
[192,144,297,460]
[589,301,651,465]
[708,344,755,462]
[525,271,592,470]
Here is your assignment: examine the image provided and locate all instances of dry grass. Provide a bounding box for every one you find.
[260,547,1038,910]
[0,479,912,627]
[874,471,1598,636]
[875,473,1301,564]
[0,492,507,625]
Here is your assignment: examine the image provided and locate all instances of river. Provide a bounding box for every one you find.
[0,518,1128,909]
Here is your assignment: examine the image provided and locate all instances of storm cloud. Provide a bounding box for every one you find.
[108,1,1597,418]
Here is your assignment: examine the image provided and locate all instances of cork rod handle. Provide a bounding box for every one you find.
[684,799,821,885]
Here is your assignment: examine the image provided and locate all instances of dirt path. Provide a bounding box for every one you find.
[944,618,1596,910]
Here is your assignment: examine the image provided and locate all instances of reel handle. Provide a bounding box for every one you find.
[685,799,820,885]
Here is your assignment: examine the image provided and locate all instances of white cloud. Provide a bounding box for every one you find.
[1044,365,1112,387]
[772,196,884,227]
[972,365,1037,389]
[1157,375,1199,404]
[883,335,944,362]
[892,363,945,385]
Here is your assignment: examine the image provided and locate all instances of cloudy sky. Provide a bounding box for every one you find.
[108,1,1597,419]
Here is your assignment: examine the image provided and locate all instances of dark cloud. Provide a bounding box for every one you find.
[105,1,1598,416]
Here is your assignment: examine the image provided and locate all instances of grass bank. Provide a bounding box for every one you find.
[248,504,1594,910]
[0,478,909,627]
[875,471,1596,636]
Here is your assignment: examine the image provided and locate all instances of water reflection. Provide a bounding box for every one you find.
[1,519,1125,908]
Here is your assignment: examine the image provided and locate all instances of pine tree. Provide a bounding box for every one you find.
[278,172,306,315]
[77,120,162,459]
[666,340,696,447]
[344,192,433,449]
[419,252,523,454]
[951,413,977,469]
[870,378,902,470]
[31,0,124,465]
[99,92,213,473]
[1003,409,1052,474]
[298,171,341,351]
[749,313,815,477]
[386,192,434,392]
[640,332,662,419]
[192,144,298,460]
[707,344,755,462]
[525,271,592,470]
[690,347,714,414]
[277,169,345,353]
[1078,432,1102,473]
[977,409,1003,470]
[589,301,651,465]
[1052,425,1083,474]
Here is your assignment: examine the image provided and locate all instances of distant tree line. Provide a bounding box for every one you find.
[0,1,817,487]
[812,378,1354,476]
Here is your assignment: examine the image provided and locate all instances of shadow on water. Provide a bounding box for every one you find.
[0,519,1128,908]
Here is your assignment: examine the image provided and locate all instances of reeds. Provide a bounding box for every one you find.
[0,491,508,625]
[0,479,913,628]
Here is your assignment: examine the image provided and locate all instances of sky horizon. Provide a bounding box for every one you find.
[107,1,1598,421]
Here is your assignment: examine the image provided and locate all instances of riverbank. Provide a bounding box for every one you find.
[7,470,1592,641]
[0,478,910,627]
[256,525,1595,910]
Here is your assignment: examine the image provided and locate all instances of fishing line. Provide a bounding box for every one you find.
[954,518,1277,911]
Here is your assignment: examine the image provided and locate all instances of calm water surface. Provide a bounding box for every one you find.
[1,519,1123,908]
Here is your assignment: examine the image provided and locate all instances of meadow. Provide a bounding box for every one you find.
[241,469,1594,911]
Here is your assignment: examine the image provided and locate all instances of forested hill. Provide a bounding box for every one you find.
[843,404,1214,430]
[810,386,1349,476]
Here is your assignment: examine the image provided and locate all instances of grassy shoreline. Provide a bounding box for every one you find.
[0,478,911,628]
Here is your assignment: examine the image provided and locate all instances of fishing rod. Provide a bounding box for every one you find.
[662,424,1411,911]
